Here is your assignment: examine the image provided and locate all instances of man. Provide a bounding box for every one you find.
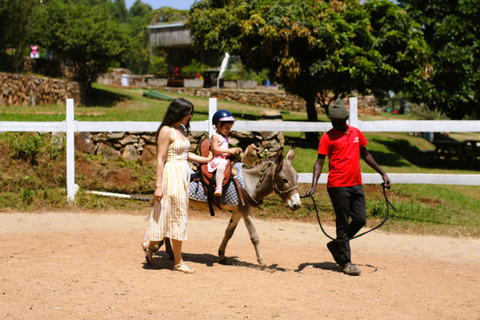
[306,98,391,275]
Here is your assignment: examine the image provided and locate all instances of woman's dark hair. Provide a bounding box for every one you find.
[155,98,194,142]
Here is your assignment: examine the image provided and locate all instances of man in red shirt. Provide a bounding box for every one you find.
[306,98,391,275]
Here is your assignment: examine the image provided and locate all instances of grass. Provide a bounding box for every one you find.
[1,84,479,238]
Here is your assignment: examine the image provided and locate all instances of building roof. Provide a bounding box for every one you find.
[148,22,185,30]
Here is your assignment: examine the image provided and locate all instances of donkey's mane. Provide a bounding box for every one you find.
[242,157,276,170]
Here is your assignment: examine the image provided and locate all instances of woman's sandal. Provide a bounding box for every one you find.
[173,264,196,274]
[142,241,153,265]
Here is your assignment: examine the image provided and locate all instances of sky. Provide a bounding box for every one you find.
[124,0,197,11]
[124,0,399,11]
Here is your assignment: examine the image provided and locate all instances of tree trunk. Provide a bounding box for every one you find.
[304,94,319,144]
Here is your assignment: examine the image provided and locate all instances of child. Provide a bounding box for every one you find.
[207,109,243,196]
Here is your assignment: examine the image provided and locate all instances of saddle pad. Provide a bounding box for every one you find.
[189,162,246,206]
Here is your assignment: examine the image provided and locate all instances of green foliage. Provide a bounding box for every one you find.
[187,0,428,122]
[130,0,152,18]
[182,59,210,76]
[124,1,154,74]
[149,51,168,75]
[151,7,189,23]
[0,0,39,71]
[223,61,269,84]
[5,133,64,166]
[399,0,480,120]
[29,0,131,87]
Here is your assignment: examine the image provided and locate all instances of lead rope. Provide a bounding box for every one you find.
[301,183,397,241]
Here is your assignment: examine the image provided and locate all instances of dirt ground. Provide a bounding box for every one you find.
[1,210,479,320]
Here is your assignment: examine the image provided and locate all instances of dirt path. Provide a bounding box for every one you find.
[1,211,479,319]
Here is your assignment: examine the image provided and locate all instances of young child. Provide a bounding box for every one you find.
[207,110,243,196]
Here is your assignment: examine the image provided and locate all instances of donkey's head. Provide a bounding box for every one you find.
[273,147,301,211]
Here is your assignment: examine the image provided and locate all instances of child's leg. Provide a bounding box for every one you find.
[215,165,226,196]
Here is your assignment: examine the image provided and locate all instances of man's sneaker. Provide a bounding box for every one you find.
[342,262,361,276]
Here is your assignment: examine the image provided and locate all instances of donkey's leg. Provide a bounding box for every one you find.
[218,211,242,265]
[242,211,268,269]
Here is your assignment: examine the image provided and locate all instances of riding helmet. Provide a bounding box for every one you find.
[212,109,235,125]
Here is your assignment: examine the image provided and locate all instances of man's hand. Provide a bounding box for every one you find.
[305,186,316,197]
[382,174,391,188]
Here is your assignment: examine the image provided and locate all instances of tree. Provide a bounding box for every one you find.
[130,0,152,18]
[29,0,131,89]
[0,0,39,71]
[399,0,480,119]
[124,1,154,74]
[187,0,427,123]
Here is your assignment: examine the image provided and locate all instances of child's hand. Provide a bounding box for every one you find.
[231,148,242,155]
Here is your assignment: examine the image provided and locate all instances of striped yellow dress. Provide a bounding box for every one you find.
[145,127,190,241]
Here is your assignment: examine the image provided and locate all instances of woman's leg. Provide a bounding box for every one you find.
[171,238,195,273]
[142,240,160,265]
[171,238,183,265]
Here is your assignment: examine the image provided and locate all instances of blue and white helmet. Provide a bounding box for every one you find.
[212,109,235,125]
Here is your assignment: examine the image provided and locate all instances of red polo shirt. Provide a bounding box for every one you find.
[318,124,368,188]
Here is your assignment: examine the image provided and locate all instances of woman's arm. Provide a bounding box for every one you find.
[188,151,213,164]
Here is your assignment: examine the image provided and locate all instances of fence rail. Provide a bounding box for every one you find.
[1,98,479,201]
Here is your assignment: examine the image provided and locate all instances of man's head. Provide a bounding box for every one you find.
[328,98,349,131]
[328,98,349,120]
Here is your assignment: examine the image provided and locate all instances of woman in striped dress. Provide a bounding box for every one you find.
[142,98,212,273]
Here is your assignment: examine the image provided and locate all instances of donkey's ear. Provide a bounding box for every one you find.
[275,147,284,172]
[286,147,295,162]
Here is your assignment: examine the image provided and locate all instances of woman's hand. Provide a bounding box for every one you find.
[154,186,163,203]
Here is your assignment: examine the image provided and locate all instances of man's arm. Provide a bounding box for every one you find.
[305,154,326,196]
[360,147,391,187]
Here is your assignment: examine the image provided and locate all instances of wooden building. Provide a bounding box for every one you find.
[148,21,219,71]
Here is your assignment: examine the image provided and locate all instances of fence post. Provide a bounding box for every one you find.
[209,98,217,138]
[66,99,76,202]
[349,97,358,128]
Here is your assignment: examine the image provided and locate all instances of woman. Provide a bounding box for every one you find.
[142,98,212,273]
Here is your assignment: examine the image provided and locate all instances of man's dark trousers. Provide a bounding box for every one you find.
[327,185,366,266]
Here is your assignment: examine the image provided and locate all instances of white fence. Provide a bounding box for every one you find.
[1,98,480,202]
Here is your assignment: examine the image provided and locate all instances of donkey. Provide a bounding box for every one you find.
[189,147,301,270]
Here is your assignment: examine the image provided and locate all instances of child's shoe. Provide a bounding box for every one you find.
[214,186,222,197]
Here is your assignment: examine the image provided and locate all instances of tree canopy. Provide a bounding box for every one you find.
[187,0,428,121]
[29,0,132,88]
[0,0,38,71]
[399,0,480,119]
[1,0,155,79]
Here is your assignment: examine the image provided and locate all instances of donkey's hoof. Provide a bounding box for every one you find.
[261,264,276,273]
[219,257,227,265]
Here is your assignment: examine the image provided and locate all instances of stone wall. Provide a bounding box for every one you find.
[162,88,381,115]
[96,70,381,114]
[74,130,284,167]
[0,73,83,106]
[163,87,307,112]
